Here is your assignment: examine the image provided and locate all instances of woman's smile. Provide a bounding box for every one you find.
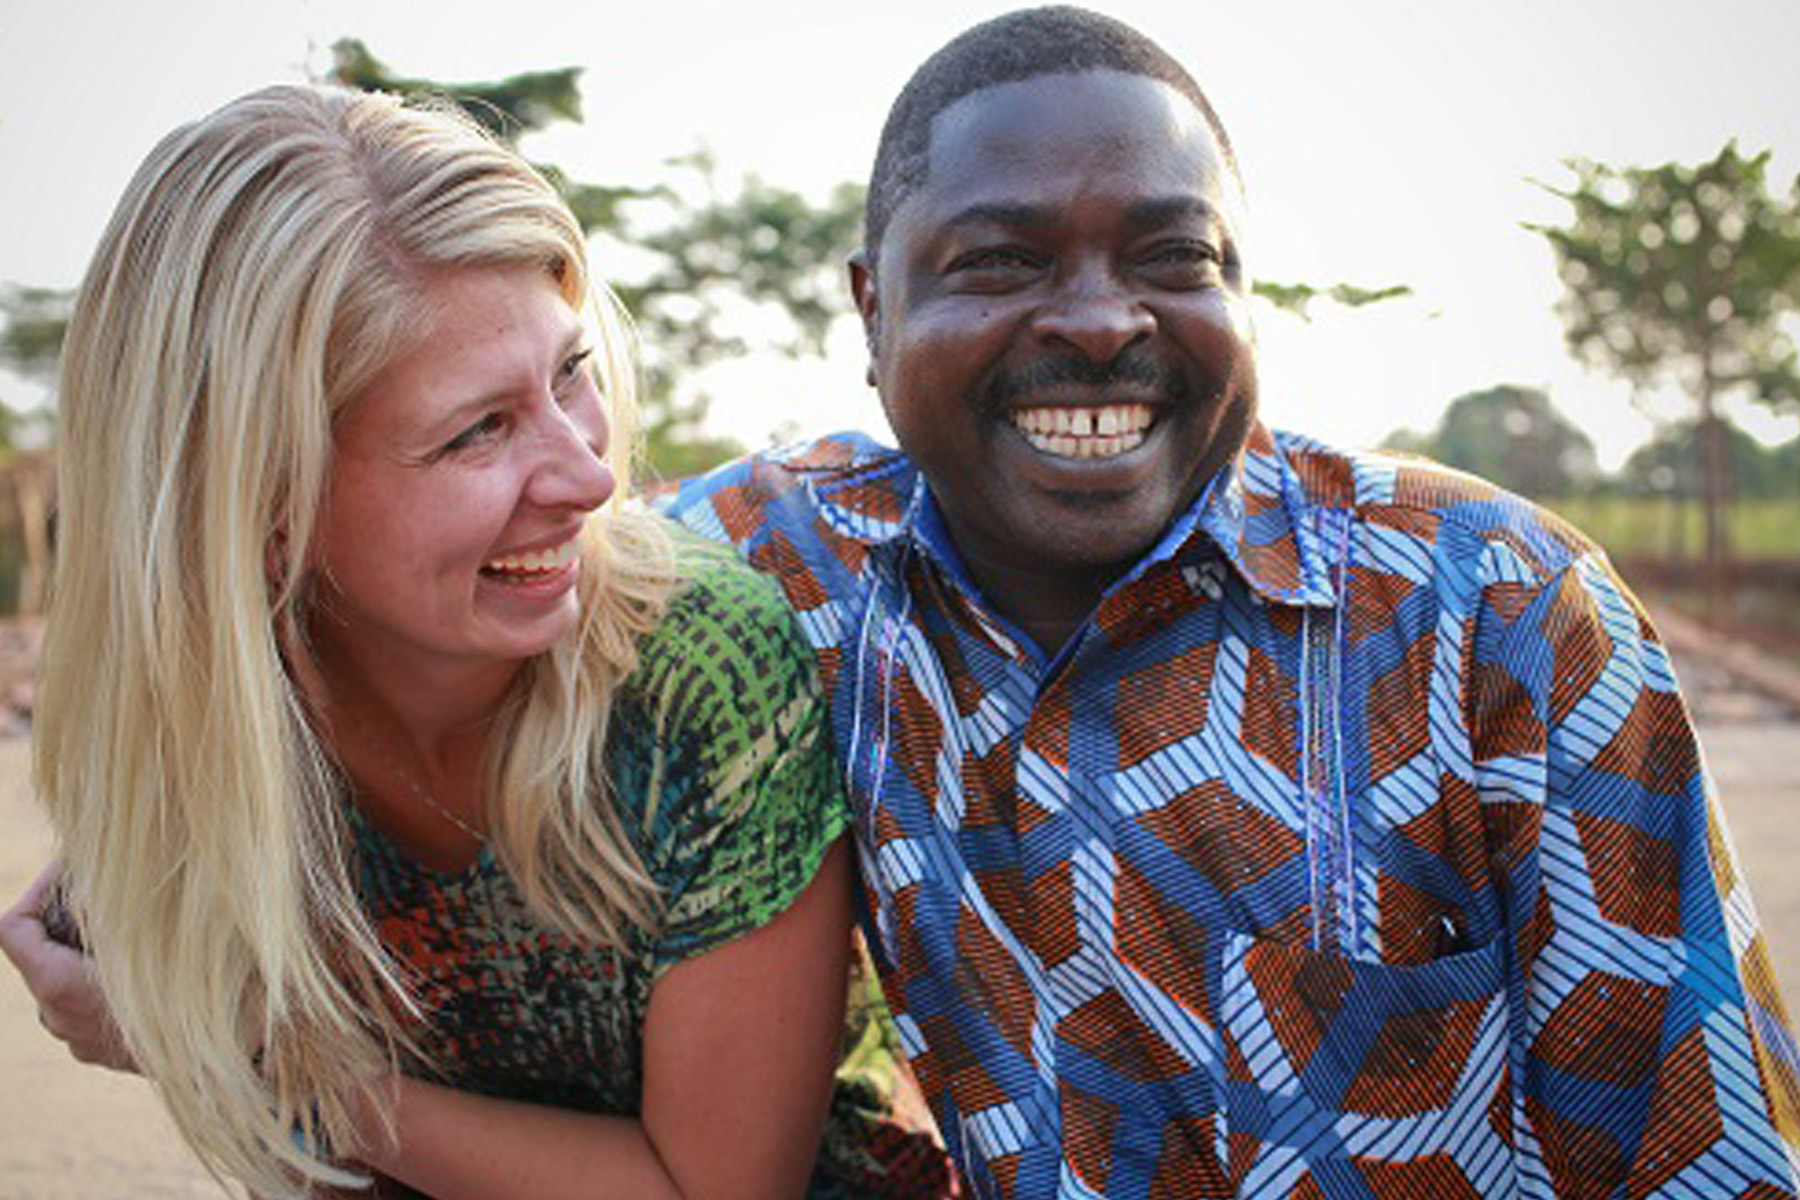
[310,265,613,681]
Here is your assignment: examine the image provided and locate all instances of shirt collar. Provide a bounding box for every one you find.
[791,423,1346,610]
[1200,424,1348,609]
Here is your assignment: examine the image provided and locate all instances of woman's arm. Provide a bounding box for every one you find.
[359,838,854,1200]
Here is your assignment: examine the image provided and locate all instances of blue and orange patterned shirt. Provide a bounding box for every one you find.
[662,423,1800,1200]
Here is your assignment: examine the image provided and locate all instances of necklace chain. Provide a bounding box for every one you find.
[359,732,486,843]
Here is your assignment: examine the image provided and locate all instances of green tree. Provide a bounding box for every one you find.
[328,38,582,136]
[614,153,864,479]
[1531,143,1800,568]
[1382,384,1598,500]
[325,39,653,233]
[1622,421,1799,501]
[0,284,69,449]
[326,40,865,478]
[0,284,70,384]
[1253,280,1413,321]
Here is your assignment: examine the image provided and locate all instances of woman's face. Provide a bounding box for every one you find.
[307,264,614,686]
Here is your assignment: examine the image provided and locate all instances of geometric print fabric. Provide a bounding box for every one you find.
[664,424,1800,1199]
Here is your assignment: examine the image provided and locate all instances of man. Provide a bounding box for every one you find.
[8,7,1799,1199]
[661,6,1800,1198]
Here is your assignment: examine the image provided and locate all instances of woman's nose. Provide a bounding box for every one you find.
[532,396,614,511]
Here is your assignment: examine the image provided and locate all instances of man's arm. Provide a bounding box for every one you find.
[4,846,853,1200]
[1481,554,1800,1195]
[0,863,134,1071]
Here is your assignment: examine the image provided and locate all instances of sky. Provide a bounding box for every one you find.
[3,0,1800,467]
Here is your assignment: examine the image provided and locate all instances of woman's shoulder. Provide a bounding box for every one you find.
[627,524,817,700]
[606,524,848,964]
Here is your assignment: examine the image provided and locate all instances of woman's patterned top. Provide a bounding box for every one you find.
[351,532,955,1198]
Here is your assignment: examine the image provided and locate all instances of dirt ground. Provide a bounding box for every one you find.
[0,738,226,1199]
[0,647,1796,1198]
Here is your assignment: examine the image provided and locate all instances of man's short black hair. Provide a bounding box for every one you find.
[863,5,1238,261]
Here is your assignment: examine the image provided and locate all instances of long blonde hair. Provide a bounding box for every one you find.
[38,84,674,1197]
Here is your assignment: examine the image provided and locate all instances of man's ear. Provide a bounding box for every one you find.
[847,251,879,387]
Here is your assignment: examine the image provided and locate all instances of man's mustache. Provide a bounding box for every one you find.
[986,352,1179,406]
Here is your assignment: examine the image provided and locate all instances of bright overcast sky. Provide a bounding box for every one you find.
[4,0,1799,466]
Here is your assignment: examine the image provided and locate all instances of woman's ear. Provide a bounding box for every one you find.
[265,527,289,588]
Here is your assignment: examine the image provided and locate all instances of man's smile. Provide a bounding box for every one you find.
[1007,403,1154,459]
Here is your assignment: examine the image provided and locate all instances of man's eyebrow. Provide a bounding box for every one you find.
[1126,196,1222,226]
[940,196,1223,231]
[941,201,1051,230]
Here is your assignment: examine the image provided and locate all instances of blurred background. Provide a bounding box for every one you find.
[1,1,1798,1194]
[1,0,1797,637]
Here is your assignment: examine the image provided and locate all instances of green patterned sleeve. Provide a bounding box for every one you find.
[612,533,850,977]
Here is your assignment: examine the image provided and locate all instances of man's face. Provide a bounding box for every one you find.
[855,70,1257,612]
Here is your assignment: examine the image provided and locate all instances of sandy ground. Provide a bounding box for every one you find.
[0,739,228,1200]
[0,694,1796,1197]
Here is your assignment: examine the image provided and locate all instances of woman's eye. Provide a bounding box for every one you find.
[442,412,506,455]
[556,347,595,392]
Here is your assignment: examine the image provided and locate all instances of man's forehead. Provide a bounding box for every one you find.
[912,71,1240,219]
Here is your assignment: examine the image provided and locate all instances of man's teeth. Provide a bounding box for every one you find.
[1010,404,1153,459]
[484,538,579,576]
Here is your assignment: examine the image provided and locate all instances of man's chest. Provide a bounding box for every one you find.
[838,576,1493,971]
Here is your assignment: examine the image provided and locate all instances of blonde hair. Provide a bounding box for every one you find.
[38,84,674,1197]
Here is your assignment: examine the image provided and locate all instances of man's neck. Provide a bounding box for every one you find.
[954,551,1111,660]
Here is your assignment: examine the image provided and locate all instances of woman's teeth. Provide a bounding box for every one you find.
[483,537,579,577]
[1010,404,1153,459]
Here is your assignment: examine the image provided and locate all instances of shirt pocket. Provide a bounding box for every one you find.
[1216,930,1515,1197]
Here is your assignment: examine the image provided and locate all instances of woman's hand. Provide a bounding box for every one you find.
[0,862,136,1072]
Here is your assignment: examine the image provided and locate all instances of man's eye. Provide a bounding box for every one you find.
[1140,240,1222,283]
[443,412,506,454]
[947,246,1044,283]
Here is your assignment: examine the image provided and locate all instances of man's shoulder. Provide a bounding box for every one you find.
[1266,427,1602,585]
[657,431,916,548]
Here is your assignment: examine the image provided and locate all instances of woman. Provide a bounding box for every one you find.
[3,83,948,1199]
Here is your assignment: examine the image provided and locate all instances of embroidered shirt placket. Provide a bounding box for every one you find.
[1302,507,1357,956]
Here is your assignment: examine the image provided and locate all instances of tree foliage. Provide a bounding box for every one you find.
[0,285,68,448]
[0,285,70,381]
[1622,421,1798,500]
[324,41,865,478]
[1531,143,1800,563]
[329,38,584,137]
[1535,145,1800,416]
[1382,384,1598,500]
[1253,280,1413,321]
[325,38,657,232]
[609,153,864,478]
